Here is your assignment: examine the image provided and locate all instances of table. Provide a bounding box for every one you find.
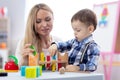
[0,71,104,80]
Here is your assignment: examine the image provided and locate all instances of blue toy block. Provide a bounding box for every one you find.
[52,55,56,60]
[21,66,27,76]
[21,66,42,78]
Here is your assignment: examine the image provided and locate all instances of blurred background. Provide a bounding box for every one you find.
[0,0,120,80]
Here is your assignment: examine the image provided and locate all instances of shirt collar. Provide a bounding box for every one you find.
[75,34,93,45]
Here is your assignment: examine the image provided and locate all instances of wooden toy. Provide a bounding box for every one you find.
[52,55,56,72]
[58,59,62,71]
[39,66,42,76]
[59,67,65,74]
[36,66,42,77]
[4,55,19,72]
[46,55,51,69]
[21,66,27,76]
[39,53,68,71]
[21,66,42,78]
[28,54,38,66]
[40,52,46,70]
[26,67,37,78]
[29,45,38,66]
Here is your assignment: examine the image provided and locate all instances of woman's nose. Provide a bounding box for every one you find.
[41,21,47,26]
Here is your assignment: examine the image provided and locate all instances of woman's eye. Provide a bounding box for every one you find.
[45,17,51,22]
[36,19,41,23]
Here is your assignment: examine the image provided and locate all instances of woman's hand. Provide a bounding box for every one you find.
[22,44,34,57]
[48,44,58,56]
[65,65,80,72]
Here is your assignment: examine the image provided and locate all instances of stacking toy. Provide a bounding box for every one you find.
[4,55,19,72]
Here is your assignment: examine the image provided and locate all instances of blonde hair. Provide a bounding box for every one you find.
[23,3,53,53]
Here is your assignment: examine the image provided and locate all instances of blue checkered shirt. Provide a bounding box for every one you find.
[55,35,100,72]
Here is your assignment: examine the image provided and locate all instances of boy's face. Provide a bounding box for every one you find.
[71,20,93,41]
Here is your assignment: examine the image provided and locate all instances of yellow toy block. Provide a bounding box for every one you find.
[40,52,45,62]
[40,52,46,70]
[52,62,56,72]
[25,67,37,78]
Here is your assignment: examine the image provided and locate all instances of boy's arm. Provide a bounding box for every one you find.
[54,39,74,53]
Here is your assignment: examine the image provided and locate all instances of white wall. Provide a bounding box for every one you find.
[0,0,25,54]
[25,0,118,41]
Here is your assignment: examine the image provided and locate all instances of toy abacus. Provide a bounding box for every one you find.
[39,52,68,71]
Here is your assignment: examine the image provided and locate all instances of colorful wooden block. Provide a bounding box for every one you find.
[36,66,42,77]
[52,55,56,60]
[46,55,50,69]
[39,66,42,76]
[28,54,38,66]
[40,52,46,70]
[52,55,56,72]
[58,59,62,71]
[40,52,45,62]
[21,66,27,76]
[52,63,56,72]
[25,67,37,78]
[21,66,42,78]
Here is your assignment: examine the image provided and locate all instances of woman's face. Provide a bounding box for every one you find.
[35,9,53,36]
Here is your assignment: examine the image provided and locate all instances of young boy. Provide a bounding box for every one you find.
[48,9,100,72]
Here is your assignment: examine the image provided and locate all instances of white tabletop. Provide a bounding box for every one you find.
[0,71,104,80]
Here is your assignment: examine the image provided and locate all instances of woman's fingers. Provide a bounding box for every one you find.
[24,44,31,48]
[22,44,34,57]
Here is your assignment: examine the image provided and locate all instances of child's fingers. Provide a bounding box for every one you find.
[50,50,55,56]
[48,48,55,56]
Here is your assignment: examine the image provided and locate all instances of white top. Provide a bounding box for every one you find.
[15,35,61,66]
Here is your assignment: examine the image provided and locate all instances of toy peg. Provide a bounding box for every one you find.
[40,52,45,62]
[52,55,56,72]
[46,55,51,69]
[40,52,46,70]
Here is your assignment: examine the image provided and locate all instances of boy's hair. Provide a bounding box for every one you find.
[71,9,97,31]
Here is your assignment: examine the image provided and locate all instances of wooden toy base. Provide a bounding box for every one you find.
[5,70,19,72]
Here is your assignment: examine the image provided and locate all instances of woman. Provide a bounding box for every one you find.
[15,3,61,67]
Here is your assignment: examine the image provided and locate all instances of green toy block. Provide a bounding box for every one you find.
[39,66,42,76]
[36,66,40,77]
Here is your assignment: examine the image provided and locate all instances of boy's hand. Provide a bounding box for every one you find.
[65,65,80,72]
[48,44,58,56]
